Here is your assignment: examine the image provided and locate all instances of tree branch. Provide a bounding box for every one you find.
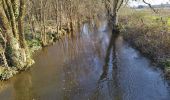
[142,0,158,13]
[117,0,124,11]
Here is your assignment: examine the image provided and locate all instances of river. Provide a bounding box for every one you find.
[0,22,170,100]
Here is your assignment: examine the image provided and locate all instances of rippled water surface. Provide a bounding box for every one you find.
[0,23,170,100]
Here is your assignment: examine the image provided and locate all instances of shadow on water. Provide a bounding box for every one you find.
[99,33,118,81]
[90,31,123,100]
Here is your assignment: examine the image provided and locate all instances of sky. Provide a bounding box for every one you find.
[129,0,170,7]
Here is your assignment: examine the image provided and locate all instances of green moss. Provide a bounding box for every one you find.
[0,67,18,80]
[27,39,42,53]
[0,67,5,76]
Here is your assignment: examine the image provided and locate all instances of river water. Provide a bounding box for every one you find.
[0,22,170,100]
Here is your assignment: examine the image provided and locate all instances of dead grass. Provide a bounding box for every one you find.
[119,8,170,78]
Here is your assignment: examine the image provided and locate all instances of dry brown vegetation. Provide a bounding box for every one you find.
[119,8,170,78]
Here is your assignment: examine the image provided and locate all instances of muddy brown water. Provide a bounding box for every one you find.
[0,23,170,100]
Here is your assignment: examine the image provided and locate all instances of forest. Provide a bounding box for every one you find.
[0,0,170,100]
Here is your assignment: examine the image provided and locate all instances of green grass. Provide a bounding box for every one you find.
[167,18,170,26]
[144,15,160,20]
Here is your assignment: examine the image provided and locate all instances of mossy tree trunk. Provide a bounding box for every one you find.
[0,0,33,69]
[18,0,33,66]
[3,0,18,38]
[40,0,48,46]
[0,6,20,67]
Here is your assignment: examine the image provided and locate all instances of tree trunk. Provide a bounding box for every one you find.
[112,0,119,25]
[0,6,21,67]
[0,1,33,69]
[18,0,28,63]
[104,0,119,32]
[4,0,18,38]
[18,0,26,49]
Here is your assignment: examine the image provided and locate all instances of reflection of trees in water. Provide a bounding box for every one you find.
[13,72,36,100]
[90,33,123,100]
[62,62,79,100]
[61,42,82,100]
[60,36,104,99]
[0,81,9,93]
[99,33,117,80]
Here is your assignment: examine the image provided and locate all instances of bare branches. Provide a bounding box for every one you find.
[142,0,158,13]
[117,0,124,11]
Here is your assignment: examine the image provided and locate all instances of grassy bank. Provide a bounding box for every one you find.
[119,8,170,79]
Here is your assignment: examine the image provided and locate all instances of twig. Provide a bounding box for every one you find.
[117,0,124,11]
[142,0,158,13]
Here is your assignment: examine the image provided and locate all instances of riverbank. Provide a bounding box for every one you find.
[0,24,69,80]
[119,9,170,79]
[0,15,96,80]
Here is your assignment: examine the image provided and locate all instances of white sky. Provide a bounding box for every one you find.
[129,0,170,7]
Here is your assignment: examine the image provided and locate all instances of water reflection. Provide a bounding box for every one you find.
[90,32,123,100]
[116,36,170,100]
[99,33,118,81]
[13,72,34,100]
[0,22,169,100]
